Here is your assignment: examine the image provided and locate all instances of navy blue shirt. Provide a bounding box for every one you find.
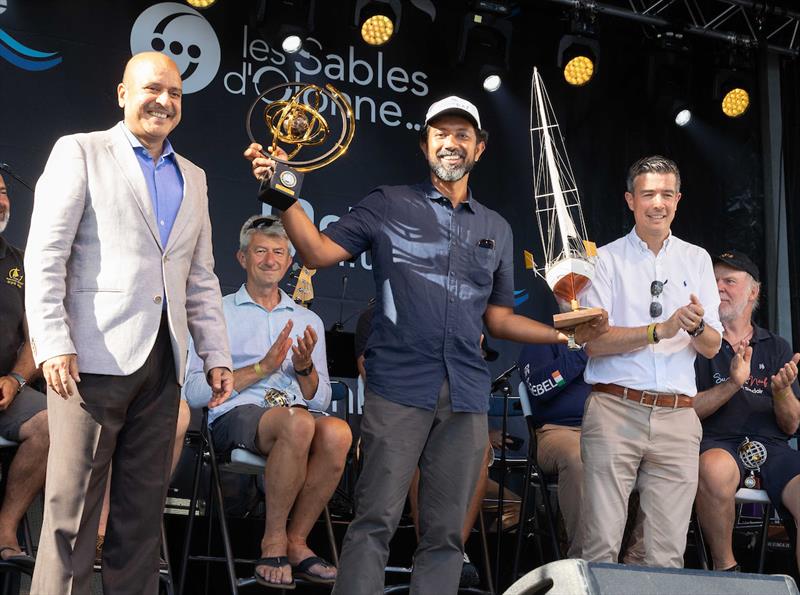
[518,342,590,428]
[0,237,25,375]
[695,324,800,443]
[323,182,514,412]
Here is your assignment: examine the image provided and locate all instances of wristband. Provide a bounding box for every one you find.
[647,323,660,344]
[688,319,705,338]
[253,361,265,377]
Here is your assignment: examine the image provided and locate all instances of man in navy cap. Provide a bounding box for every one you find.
[245,96,607,593]
[694,250,800,572]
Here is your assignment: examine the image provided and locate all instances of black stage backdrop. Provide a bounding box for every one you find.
[0,1,781,376]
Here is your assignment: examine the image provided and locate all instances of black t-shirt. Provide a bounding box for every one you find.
[354,303,375,359]
[0,237,25,375]
[695,324,800,442]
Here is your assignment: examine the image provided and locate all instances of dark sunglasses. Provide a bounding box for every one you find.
[248,216,280,231]
[650,280,668,317]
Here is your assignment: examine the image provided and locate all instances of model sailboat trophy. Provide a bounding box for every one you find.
[525,67,603,349]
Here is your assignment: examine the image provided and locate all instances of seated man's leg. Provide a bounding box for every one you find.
[332,389,433,595]
[580,394,644,563]
[781,474,800,573]
[536,424,582,557]
[286,415,352,581]
[695,446,740,570]
[251,405,317,586]
[0,386,48,560]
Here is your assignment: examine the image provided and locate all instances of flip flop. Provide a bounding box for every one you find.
[0,546,35,571]
[254,556,295,590]
[292,555,336,585]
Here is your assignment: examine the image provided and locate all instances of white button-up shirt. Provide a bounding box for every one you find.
[583,228,722,396]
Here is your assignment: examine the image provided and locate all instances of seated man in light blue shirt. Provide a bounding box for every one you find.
[185,215,352,589]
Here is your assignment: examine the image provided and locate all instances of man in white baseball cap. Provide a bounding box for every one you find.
[244,96,607,593]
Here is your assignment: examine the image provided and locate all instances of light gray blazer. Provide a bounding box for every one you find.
[24,124,232,384]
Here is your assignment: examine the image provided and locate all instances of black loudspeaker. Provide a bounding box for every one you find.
[505,560,800,595]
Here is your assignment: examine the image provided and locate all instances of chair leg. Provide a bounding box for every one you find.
[757,503,771,573]
[692,510,710,571]
[207,435,239,595]
[160,520,176,595]
[477,508,495,595]
[511,458,532,582]
[178,441,204,595]
[536,471,560,561]
[323,505,339,567]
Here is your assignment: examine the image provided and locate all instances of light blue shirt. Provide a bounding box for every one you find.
[184,285,332,425]
[119,122,184,248]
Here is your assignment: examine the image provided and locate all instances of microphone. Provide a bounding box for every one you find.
[0,163,34,192]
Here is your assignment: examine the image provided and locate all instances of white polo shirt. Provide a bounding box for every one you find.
[583,228,722,396]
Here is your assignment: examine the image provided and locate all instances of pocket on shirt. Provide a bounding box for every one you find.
[468,246,494,286]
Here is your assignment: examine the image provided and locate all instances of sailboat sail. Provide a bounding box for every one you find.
[529,67,595,306]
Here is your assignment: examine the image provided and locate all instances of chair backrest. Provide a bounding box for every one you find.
[517,382,533,418]
[330,379,349,402]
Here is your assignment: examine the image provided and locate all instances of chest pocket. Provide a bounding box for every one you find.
[468,245,495,286]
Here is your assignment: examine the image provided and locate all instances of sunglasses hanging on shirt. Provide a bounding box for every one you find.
[649,279,668,318]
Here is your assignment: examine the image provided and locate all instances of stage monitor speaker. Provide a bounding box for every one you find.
[504,559,799,595]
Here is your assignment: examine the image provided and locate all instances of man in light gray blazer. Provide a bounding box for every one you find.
[24,52,233,594]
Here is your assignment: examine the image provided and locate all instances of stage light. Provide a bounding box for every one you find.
[558,35,599,87]
[564,55,594,86]
[282,34,303,54]
[674,108,692,127]
[483,74,502,92]
[355,0,401,47]
[186,0,216,8]
[721,87,749,118]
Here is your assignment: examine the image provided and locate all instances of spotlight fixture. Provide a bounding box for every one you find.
[715,60,753,119]
[458,11,511,92]
[674,108,692,127]
[282,34,303,54]
[721,86,749,118]
[558,35,598,87]
[252,0,315,54]
[355,0,401,46]
[186,0,216,8]
[483,74,502,92]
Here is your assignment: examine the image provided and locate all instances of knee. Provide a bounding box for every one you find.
[278,408,316,449]
[23,410,50,449]
[314,418,352,462]
[698,450,738,500]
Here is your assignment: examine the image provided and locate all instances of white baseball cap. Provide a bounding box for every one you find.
[424,96,481,130]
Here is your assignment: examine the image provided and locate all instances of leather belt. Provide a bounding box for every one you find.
[593,382,693,409]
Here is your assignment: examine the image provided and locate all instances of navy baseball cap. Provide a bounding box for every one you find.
[714,250,760,282]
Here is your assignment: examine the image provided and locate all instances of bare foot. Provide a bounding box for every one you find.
[256,541,293,586]
[288,541,336,580]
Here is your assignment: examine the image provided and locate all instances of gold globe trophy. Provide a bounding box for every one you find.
[246,82,356,210]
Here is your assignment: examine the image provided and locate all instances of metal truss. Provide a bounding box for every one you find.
[544,0,800,56]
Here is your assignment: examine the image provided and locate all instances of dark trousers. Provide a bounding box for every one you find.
[31,317,180,595]
[332,379,487,595]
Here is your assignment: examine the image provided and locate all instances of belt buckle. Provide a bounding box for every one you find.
[639,390,656,408]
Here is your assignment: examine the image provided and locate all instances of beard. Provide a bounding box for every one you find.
[719,298,748,323]
[428,148,476,183]
[0,213,8,234]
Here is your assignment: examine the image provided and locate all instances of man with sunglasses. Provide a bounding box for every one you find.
[693,251,800,573]
[579,155,722,568]
[245,96,608,594]
[184,215,351,589]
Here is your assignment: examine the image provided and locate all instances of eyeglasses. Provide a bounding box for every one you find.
[650,280,667,317]
[247,216,280,231]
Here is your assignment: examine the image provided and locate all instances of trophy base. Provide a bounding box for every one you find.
[553,307,604,330]
[258,163,304,211]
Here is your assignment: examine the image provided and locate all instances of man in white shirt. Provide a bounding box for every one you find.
[580,155,722,568]
[184,215,351,589]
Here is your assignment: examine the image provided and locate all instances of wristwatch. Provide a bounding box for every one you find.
[294,363,314,377]
[8,372,27,393]
[688,319,706,338]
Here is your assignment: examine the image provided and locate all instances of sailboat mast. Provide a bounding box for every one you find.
[533,68,573,262]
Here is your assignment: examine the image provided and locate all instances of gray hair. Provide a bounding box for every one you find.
[239,214,291,251]
[626,155,681,193]
[749,275,761,314]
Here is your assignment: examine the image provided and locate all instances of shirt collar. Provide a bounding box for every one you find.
[420,180,476,213]
[118,121,176,162]
[627,226,672,254]
[750,323,770,343]
[234,284,296,312]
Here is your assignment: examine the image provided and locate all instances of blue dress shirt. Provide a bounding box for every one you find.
[184,285,332,425]
[119,122,184,248]
[323,182,514,413]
